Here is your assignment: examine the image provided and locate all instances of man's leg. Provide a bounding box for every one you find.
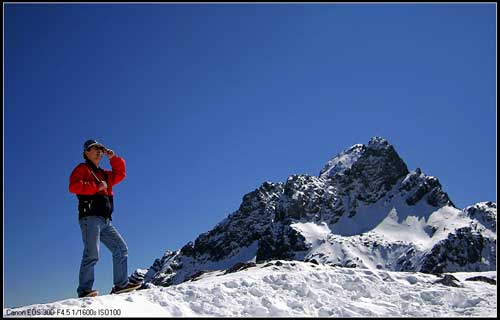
[100,220,129,289]
[77,216,101,297]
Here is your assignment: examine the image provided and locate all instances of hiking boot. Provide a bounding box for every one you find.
[78,289,99,298]
[110,282,142,294]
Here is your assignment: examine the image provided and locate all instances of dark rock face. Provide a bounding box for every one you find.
[128,269,147,286]
[181,181,283,262]
[224,262,257,274]
[275,175,341,223]
[399,168,454,208]
[465,276,496,285]
[420,227,495,273]
[184,270,209,282]
[256,222,308,262]
[319,138,411,216]
[330,138,409,204]
[433,274,461,287]
[136,137,496,288]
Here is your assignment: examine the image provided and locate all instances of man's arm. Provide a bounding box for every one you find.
[106,153,126,186]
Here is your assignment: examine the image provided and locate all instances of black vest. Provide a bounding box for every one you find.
[77,160,114,220]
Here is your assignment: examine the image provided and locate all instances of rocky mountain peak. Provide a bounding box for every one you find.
[367,136,391,150]
[134,138,495,289]
[319,137,409,206]
[320,137,408,181]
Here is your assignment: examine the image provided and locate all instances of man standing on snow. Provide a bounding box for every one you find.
[69,139,141,298]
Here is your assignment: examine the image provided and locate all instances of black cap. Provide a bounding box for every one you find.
[83,139,105,151]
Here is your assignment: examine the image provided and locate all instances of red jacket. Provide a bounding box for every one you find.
[69,156,126,196]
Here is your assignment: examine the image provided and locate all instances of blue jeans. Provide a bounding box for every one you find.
[77,216,129,296]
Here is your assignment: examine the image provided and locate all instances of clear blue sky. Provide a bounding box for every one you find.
[4,4,496,308]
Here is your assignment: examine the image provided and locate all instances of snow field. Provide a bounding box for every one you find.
[4,261,496,317]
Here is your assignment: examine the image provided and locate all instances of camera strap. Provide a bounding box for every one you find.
[85,163,108,186]
[85,164,102,183]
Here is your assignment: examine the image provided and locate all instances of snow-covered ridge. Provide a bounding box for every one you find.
[295,204,497,273]
[4,261,496,317]
[319,143,364,178]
